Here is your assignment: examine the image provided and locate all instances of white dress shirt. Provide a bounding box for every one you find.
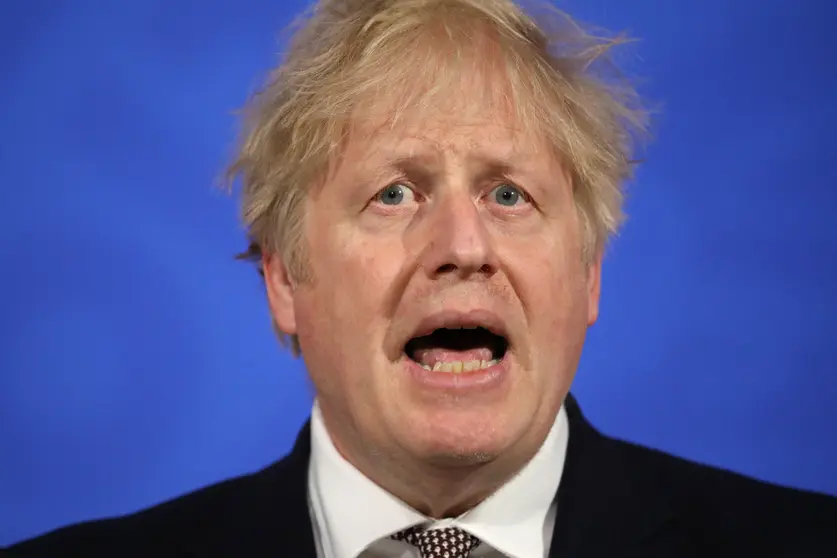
[307,402,569,558]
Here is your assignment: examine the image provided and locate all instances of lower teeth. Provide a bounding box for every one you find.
[419,359,499,374]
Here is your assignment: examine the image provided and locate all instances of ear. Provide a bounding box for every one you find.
[263,254,298,336]
[586,252,603,326]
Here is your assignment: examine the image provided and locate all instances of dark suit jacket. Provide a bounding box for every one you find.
[5,394,837,557]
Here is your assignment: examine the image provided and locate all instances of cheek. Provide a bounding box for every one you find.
[507,235,589,344]
[298,236,408,403]
[337,237,403,303]
[302,235,404,347]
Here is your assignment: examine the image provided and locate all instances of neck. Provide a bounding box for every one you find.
[353,445,524,518]
[320,410,542,518]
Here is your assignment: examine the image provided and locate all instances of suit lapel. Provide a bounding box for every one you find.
[265,422,317,558]
[259,422,318,558]
[202,422,318,558]
[547,394,689,558]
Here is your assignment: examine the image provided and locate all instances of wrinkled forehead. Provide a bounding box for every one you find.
[343,114,559,189]
[342,113,551,178]
[317,23,565,185]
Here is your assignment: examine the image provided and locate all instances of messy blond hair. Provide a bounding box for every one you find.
[227,0,649,355]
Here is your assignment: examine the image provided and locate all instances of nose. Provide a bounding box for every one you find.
[419,193,499,280]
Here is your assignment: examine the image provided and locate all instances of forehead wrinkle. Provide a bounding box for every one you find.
[361,113,530,158]
[346,132,444,184]
[335,59,556,187]
[343,117,558,192]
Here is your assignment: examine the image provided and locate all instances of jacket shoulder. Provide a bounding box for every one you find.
[607,434,837,552]
[4,457,303,558]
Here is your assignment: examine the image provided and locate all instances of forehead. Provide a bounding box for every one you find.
[344,116,552,178]
[317,25,566,185]
[344,79,554,170]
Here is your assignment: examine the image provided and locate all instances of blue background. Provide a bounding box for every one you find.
[1,0,836,546]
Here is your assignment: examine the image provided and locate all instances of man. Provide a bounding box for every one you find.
[6,0,836,557]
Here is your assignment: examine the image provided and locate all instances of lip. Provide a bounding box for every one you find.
[401,352,510,393]
[406,308,509,343]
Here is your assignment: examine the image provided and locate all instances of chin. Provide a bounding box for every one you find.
[396,403,528,464]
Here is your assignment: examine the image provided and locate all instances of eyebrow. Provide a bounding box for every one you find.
[370,149,525,183]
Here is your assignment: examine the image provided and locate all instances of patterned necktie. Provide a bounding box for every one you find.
[391,525,482,558]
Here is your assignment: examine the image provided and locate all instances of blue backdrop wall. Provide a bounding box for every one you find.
[1,0,835,545]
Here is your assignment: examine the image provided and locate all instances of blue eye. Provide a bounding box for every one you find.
[377,183,415,205]
[491,183,523,206]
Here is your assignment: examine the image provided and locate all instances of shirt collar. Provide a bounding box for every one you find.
[308,403,569,558]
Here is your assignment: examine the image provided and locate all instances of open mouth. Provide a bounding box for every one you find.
[404,326,509,373]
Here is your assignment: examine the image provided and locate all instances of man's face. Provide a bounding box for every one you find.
[265,81,601,470]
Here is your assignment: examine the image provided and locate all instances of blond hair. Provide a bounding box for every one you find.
[227,0,649,355]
